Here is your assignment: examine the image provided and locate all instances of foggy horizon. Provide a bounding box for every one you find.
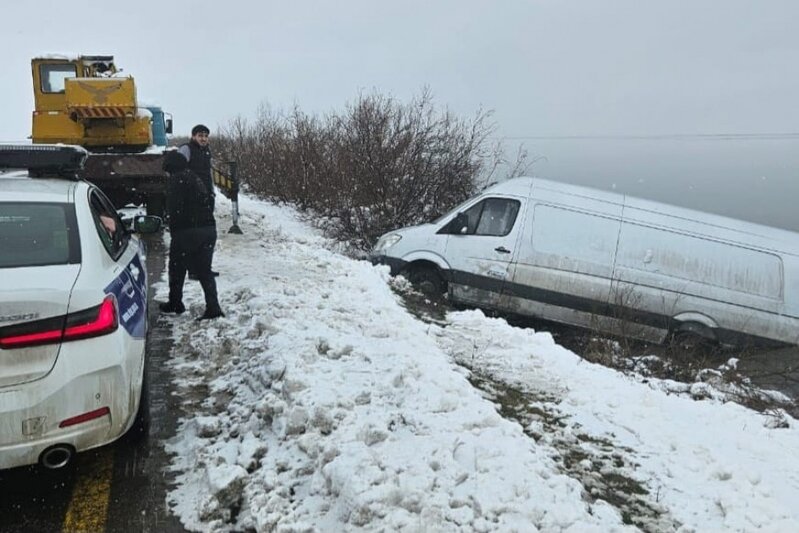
[520,137,798,232]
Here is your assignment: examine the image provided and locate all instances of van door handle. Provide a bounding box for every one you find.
[495,246,511,254]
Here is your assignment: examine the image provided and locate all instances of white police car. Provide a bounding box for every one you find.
[0,145,161,470]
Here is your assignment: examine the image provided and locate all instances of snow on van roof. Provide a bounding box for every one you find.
[482,176,535,195]
[486,176,620,203]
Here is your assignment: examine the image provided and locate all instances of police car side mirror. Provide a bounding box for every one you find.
[133,215,162,234]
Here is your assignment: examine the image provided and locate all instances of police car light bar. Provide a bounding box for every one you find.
[0,144,88,177]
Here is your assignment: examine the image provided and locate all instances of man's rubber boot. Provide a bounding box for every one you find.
[197,308,224,320]
[159,301,186,314]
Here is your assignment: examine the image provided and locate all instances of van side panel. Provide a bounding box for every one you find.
[612,210,797,344]
[612,276,794,344]
[500,198,623,332]
[615,222,783,308]
[527,205,620,279]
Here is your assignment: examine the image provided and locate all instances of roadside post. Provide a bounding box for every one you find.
[211,161,243,234]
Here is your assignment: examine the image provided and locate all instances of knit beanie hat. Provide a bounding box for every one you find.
[191,124,210,136]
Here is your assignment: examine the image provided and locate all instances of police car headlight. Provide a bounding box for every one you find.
[374,234,402,253]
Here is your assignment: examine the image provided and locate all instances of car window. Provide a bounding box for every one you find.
[460,198,521,236]
[0,202,80,268]
[88,189,127,258]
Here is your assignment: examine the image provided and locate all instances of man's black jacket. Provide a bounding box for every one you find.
[163,150,215,232]
[178,140,214,211]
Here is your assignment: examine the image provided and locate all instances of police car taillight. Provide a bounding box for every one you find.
[0,295,118,349]
[62,295,119,342]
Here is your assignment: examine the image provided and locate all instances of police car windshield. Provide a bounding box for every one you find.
[0,203,75,268]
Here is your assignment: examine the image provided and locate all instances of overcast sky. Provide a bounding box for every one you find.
[3,1,798,228]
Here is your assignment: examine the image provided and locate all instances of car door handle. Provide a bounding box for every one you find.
[494,246,511,254]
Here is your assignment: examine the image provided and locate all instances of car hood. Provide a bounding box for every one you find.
[0,265,81,387]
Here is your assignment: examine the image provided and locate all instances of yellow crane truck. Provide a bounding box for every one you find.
[31,54,172,216]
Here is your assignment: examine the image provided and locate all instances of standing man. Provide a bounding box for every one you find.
[159,150,224,320]
[178,124,214,209]
[179,124,218,279]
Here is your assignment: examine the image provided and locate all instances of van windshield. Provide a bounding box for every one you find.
[431,197,476,225]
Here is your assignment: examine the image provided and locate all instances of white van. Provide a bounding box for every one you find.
[371,177,799,347]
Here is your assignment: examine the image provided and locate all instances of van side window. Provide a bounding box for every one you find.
[456,198,520,236]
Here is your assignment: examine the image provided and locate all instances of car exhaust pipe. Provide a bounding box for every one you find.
[39,444,75,470]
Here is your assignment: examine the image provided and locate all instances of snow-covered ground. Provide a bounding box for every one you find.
[157,194,799,533]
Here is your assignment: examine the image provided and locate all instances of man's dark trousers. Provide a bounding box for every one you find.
[168,226,220,312]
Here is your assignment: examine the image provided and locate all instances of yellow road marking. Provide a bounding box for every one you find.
[62,447,114,533]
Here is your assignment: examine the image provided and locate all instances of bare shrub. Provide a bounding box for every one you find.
[213,90,505,249]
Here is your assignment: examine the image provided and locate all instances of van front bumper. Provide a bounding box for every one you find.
[369,254,407,276]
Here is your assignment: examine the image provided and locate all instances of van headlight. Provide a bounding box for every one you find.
[374,234,402,253]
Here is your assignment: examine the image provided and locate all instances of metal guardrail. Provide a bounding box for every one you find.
[211,161,242,234]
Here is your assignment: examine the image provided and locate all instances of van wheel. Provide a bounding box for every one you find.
[406,266,446,297]
[669,326,717,358]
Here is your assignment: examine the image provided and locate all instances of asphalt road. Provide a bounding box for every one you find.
[0,235,188,533]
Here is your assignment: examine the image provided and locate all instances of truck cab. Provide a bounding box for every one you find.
[31,55,153,151]
[30,54,174,217]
